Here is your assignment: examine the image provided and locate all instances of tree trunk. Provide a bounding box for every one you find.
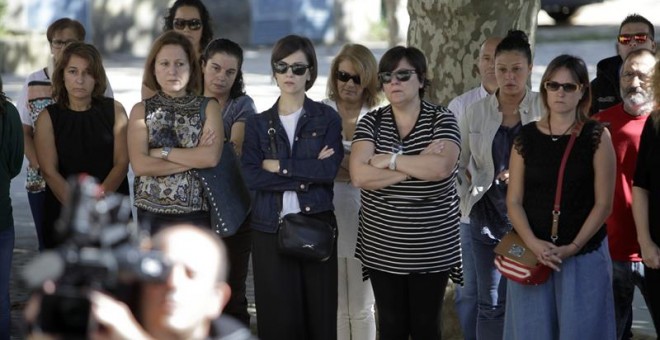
[407,0,541,106]
[407,2,540,339]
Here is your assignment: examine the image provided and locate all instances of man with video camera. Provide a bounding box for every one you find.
[25,223,256,340]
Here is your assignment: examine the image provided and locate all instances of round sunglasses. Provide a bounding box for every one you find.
[273,62,311,76]
[173,18,202,31]
[378,70,416,84]
[544,81,580,93]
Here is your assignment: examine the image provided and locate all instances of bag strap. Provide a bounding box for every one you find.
[550,121,583,243]
[267,110,283,218]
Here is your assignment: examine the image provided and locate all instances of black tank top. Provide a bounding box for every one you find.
[515,119,606,255]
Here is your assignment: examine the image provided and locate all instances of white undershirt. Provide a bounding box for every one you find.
[279,108,303,216]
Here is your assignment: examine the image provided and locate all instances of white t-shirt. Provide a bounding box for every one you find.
[279,108,303,216]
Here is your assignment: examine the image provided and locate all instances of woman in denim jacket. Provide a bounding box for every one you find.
[241,35,343,340]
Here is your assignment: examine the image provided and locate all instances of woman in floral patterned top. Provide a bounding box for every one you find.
[128,31,223,233]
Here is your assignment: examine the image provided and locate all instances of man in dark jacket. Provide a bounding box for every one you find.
[590,13,656,115]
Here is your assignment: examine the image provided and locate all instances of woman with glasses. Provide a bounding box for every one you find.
[164,0,212,57]
[457,30,542,340]
[322,43,381,340]
[505,54,616,339]
[350,45,461,340]
[16,18,113,251]
[241,34,343,340]
[201,38,256,326]
[34,42,129,249]
[143,0,213,99]
[129,31,223,233]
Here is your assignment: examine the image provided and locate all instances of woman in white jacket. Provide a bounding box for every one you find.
[457,30,543,340]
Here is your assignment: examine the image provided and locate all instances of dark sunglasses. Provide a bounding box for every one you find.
[378,70,416,84]
[336,71,361,85]
[617,33,650,45]
[544,81,580,93]
[173,18,202,31]
[273,62,311,76]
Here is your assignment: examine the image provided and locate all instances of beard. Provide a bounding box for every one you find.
[622,87,653,108]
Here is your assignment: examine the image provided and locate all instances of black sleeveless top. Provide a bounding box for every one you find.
[514,119,606,255]
[42,97,130,248]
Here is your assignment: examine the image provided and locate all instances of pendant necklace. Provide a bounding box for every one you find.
[548,119,575,142]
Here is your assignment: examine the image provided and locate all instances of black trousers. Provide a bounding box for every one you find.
[368,268,450,340]
[222,221,252,327]
[251,211,338,340]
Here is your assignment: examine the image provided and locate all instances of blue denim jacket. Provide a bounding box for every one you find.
[241,97,343,233]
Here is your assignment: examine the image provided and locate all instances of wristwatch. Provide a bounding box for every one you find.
[389,153,398,170]
[161,146,172,160]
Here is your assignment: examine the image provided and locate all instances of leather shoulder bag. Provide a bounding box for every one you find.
[267,110,336,262]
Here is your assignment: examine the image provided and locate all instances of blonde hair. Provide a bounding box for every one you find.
[326,44,381,108]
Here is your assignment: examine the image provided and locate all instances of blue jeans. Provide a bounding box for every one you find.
[0,226,14,340]
[612,261,647,340]
[27,191,45,251]
[469,223,506,340]
[504,239,616,340]
[455,222,477,340]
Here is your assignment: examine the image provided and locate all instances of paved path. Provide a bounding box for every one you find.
[4,17,658,339]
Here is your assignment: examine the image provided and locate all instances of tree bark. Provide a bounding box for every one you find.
[407,0,541,106]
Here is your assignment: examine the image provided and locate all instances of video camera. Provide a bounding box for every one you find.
[22,174,171,339]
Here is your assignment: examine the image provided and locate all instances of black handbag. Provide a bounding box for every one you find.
[267,110,336,261]
[193,98,251,237]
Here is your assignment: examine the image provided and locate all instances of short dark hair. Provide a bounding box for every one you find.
[202,38,246,99]
[539,54,591,122]
[270,35,318,91]
[378,46,429,98]
[52,42,108,108]
[619,14,655,39]
[163,0,213,54]
[495,30,532,66]
[46,18,86,43]
[142,31,202,95]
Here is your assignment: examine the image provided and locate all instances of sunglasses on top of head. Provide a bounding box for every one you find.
[378,69,417,84]
[544,81,581,93]
[173,18,202,31]
[273,62,311,76]
[617,33,650,45]
[336,71,361,85]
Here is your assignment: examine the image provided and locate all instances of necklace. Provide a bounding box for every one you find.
[548,119,575,142]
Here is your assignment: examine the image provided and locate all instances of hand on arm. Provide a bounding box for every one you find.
[349,141,407,190]
[127,103,191,176]
[34,109,69,203]
[150,100,224,169]
[394,140,460,181]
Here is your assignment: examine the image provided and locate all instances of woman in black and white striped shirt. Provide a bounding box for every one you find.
[350,46,462,340]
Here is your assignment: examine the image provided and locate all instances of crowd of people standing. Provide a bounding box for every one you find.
[3,0,660,339]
